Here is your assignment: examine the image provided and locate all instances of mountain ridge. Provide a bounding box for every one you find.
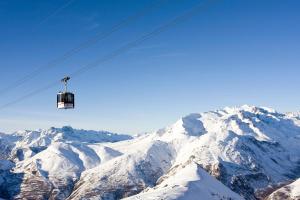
[0,105,299,200]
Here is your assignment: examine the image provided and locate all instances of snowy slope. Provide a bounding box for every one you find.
[67,137,177,200]
[0,105,299,200]
[124,160,242,200]
[266,178,300,200]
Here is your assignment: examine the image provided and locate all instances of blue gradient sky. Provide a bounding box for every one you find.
[0,0,300,134]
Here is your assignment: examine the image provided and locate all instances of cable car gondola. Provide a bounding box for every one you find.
[57,76,74,109]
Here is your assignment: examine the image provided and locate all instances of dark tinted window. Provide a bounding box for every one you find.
[57,93,64,103]
[57,93,74,103]
[65,93,74,104]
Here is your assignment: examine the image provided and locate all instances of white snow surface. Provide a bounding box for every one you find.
[0,105,300,200]
[290,179,300,198]
[124,161,242,200]
[266,178,300,200]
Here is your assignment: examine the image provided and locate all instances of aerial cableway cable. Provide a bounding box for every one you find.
[70,0,218,78]
[38,0,76,26]
[0,0,219,111]
[0,0,169,96]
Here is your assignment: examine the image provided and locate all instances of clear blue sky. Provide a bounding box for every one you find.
[0,0,300,134]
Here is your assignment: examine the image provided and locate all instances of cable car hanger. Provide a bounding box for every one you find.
[57,76,75,109]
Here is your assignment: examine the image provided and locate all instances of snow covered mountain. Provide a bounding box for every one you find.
[0,127,132,199]
[0,105,299,200]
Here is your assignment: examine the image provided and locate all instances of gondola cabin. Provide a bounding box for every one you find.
[57,92,74,109]
[57,76,75,109]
